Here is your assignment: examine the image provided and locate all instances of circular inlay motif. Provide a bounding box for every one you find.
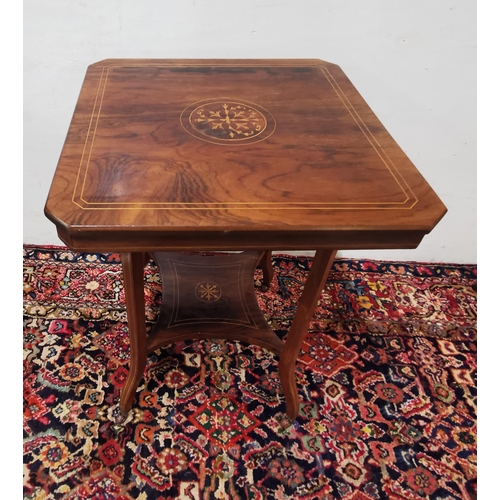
[180,98,276,145]
[195,281,222,302]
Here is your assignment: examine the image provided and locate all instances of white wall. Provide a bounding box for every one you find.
[24,0,476,263]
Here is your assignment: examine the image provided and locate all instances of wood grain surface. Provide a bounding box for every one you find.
[45,59,447,252]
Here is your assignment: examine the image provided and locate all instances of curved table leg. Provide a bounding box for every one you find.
[257,250,274,291]
[279,249,337,420]
[118,252,148,420]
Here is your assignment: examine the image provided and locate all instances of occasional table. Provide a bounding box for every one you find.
[45,59,447,421]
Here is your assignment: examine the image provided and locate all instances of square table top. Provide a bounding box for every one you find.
[45,59,447,252]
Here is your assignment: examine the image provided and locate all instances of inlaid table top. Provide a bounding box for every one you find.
[45,59,447,252]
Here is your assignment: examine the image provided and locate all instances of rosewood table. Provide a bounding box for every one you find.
[44,59,447,422]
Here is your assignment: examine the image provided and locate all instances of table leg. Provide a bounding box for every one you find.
[279,249,337,420]
[118,252,148,420]
[257,250,274,291]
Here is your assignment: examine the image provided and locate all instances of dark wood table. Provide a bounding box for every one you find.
[45,59,447,422]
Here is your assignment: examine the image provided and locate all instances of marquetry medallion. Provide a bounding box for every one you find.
[195,281,222,302]
[180,98,276,145]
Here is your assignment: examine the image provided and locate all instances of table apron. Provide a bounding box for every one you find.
[56,227,428,253]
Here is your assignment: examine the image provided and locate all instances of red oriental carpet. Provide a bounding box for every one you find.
[23,245,477,499]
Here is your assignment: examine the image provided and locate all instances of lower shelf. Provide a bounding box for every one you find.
[146,251,284,356]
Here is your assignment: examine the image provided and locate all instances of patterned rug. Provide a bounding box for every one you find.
[23,245,477,500]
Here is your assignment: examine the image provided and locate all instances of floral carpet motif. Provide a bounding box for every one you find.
[23,245,477,499]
